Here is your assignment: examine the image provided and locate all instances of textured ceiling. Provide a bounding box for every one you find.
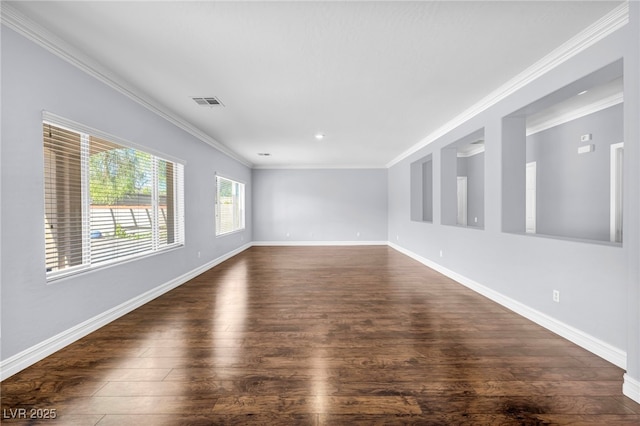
[6,1,623,168]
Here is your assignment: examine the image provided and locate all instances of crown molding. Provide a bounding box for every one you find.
[457,145,485,158]
[386,1,630,168]
[526,92,623,136]
[0,3,253,168]
[1,2,629,171]
[252,164,387,170]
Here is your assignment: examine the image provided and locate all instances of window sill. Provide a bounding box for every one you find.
[46,243,184,285]
[216,228,246,238]
[505,231,623,248]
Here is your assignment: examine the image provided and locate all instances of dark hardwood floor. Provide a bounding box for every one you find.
[2,246,639,425]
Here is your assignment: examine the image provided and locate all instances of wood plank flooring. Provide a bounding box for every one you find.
[2,246,639,425]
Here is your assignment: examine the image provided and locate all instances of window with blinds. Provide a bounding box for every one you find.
[44,120,184,280]
[215,176,245,236]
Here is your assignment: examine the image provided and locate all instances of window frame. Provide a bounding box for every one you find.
[215,174,245,236]
[43,112,185,282]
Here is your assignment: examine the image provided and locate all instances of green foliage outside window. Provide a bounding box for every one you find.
[89,149,152,205]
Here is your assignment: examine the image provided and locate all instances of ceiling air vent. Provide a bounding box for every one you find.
[192,96,224,107]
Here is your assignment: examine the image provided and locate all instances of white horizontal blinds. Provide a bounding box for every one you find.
[216,176,245,235]
[157,159,174,249]
[175,163,185,245]
[44,124,85,273]
[234,181,245,231]
[89,135,155,264]
[43,120,185,279]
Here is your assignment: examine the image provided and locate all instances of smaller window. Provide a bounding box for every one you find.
[216,176,245,235]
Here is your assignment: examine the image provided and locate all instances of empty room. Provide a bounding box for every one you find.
[1,1,639,424]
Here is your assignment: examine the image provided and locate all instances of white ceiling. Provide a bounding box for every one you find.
[6,1,623,168]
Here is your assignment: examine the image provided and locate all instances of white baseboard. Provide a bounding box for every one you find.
[0,241,630,385]
[252,240,387,246]
[387,242,627,370]
[623,374,640,403]
[0,243,252,381]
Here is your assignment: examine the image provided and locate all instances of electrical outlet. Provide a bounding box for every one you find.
[553,290,560,303]
[439,250,443,258]
[197,251,201,259]
[356,232,360,237]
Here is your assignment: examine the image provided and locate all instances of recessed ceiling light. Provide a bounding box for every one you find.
[257,153,271,156]
[315,133,325,140]
[578,90,588,95]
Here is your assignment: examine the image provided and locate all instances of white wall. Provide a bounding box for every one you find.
[0,27,251,364]
[388,2,640,400]
[252,168,387,243]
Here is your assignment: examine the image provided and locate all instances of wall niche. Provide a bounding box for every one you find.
[502,59,624,244]
[441,128,485,229]
[410,154,433,223]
